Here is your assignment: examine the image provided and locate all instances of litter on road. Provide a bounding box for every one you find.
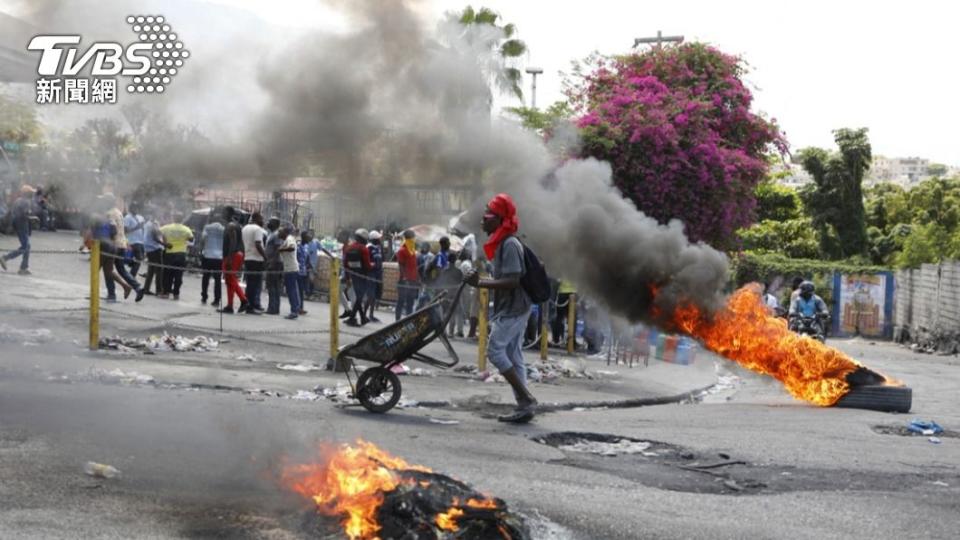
[907,419,944,435]
[276,363,320,372]
[84,462,122,479]
[99,333,219,353]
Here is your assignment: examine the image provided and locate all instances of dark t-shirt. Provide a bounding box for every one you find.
[223,221,244,258]
[492,236,530,320]
[264,230,284,270]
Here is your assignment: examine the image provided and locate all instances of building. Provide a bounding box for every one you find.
[866,156,934,188]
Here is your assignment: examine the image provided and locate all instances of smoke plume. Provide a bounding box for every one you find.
[10,0,731,318]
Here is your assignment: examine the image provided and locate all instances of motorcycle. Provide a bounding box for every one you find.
[790,313,828,342]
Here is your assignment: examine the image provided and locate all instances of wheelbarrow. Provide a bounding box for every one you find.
[337,282,467,412]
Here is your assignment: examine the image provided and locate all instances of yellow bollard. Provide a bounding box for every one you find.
[329,256,340,363]
[477,287,489,371]
[89,240,100,351]
[566,293,577,354]
[540,302,549,361]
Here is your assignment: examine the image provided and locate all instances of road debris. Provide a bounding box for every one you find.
[928,437,942,444]
[276,363,320,372]
[84,462,122,479]
[236,354,258,362]
[907,419,944,435]
[428,418,460,425]
[558,438,657,457]
[0,324,53,345]
[99,332,219,353]
[289,390,323,401]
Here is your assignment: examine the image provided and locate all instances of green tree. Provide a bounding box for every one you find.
[505,100,572,134]
[755,179,802,222]
[454,6,527,100]
[798,128,871,259]
[896,223,949,268]
[927,163,948,177]
[738,217,821,259]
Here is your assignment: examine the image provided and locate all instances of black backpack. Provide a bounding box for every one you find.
[516,238,551,304]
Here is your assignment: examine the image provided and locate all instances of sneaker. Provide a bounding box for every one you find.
[135,288,145,303]
[105,297,118,303]
[212,299,221,308]
[344,319,360,327]
[339,311,352,319]
[18,268,31,275]
[497,408,535,423]
[298,309,308,315]
[172,295,179,301]
[238,303,248,313]
[284,313,298,320]
[144,290,156,296]
[157,293,169,299]
[218,306,234,314]
[369,316,381,323]
[266,310,280,315]
[246,309,262,316]
[201,297,207,305]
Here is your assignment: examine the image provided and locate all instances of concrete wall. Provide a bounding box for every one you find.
[894,262,960,351]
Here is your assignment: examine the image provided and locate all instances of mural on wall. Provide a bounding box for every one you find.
[837,273,888,337]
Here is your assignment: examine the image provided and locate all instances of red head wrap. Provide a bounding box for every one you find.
[483,193,519,260]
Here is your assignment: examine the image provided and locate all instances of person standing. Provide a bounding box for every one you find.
[303,230,323,299]
[1,185,35,275]
[395,229,419,320]
[142,212,165,296]
[123,203,146,280]
[241,212,267,314]
[263,217,283,315]
[278,227,302,320]
[219,206,248,314]
[365,230,384,323]
[297,231,311,315]
[159,212,193,300]
[342,228,372,327]
[85,211,133,302]
[415,241,434,310]
[104,195,145,302]
[552,279,576,345]
[464,193,537,423]
[200,215,224,306]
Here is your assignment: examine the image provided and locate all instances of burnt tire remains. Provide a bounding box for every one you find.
[834,384,912,413]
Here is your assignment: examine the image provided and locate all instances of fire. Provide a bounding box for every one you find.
[436,507,465,531]
[668,286,864,406]
[280,439,430,540]
[280,440,504,540]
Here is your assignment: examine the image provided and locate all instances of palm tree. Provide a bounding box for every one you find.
[454,6,527,100]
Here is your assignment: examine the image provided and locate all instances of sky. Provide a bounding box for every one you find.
[206,0,958,165]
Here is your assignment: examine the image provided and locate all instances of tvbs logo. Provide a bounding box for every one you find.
[27,15,189,104]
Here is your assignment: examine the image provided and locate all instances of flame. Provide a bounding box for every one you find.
[435,507,464,531]
[280,439,430,540]
[467,497,499,509]
[668,286,864,406]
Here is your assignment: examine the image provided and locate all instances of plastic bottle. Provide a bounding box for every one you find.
[84,462,122,479]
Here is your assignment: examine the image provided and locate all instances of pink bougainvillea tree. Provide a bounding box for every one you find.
[567,43,787,249]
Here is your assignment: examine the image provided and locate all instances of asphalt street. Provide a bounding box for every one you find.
[1,231,959,539]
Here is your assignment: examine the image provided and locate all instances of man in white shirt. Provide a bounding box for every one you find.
[123,203,146,278]
[241,212,267,314]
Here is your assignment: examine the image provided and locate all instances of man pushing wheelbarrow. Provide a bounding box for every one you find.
[335,193,541,423]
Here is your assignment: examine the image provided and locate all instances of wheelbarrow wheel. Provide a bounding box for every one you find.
[356,367,402,413]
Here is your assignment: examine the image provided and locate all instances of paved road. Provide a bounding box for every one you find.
[1,231,959,539]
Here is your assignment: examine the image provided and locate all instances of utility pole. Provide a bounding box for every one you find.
[633,30,684,49]
[525,67,543,109]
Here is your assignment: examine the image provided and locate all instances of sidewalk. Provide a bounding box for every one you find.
[0,231,720,410]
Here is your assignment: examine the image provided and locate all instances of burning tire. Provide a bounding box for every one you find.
[356,367,402,413]
[834,385,912,413]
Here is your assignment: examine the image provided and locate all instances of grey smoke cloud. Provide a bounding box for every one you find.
[11,0,730,318]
